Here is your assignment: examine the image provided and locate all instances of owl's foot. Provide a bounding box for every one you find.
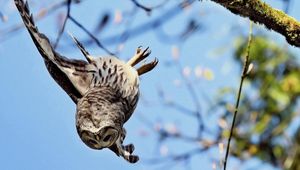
[124,154,139,164]
[127,47,151,66]
[109,142,139,163]
[109,128,139,164]
[127,47,158,76]
[127,47,158,75]
[123,143,135,154]
[120,143,139,163]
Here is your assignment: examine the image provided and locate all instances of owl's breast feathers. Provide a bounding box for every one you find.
[84,57,140,122]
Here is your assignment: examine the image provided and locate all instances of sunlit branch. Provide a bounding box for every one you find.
[211,0,300,47]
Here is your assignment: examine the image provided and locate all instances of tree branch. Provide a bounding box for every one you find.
[211,0,300,47]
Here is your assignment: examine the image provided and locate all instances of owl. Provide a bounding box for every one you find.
[15,0,158,163]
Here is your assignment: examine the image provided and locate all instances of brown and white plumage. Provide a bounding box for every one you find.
[15,0,157,163]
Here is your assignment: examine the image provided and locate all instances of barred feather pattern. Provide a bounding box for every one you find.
[76,86,139,163]
[90,57,139,120]
[15,0,141,163]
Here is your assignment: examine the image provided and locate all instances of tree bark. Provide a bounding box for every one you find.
[211,0,300,47]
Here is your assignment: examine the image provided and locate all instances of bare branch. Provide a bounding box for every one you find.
[68,15,114,55]
[53,0,71,49]
[60,0,196,49]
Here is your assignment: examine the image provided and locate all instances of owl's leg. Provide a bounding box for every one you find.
[109,128,139,163]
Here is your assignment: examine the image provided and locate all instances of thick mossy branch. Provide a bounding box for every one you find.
[211,0,300,47]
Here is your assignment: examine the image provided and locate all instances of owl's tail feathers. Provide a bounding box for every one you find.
[67,31,94,63]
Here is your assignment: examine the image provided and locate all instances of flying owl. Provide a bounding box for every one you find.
[15,0,158,163]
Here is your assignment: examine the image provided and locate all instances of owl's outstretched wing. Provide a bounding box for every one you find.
[15,0,95,102]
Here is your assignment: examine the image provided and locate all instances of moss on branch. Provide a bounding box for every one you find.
[211,0,300,47]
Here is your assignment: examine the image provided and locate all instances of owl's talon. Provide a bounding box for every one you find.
[136,46,142,54]
[126,154,139,164]
[123,143,135,154]
[137,58,158,76]
[127,47,151,67]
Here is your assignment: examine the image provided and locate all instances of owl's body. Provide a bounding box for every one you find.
[75,56,140,122]
[15,0,157,163]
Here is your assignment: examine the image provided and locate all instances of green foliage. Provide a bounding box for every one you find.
[225,35,300,167]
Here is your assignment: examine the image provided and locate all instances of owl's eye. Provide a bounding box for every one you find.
[103,135,112,142]
[88,139,98,145]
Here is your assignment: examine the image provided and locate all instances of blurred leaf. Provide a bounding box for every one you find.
[219,35,300,166]
[281,72,300,94]
[268,85,290,109]
[252,114,271,133]
[248,144,258,155]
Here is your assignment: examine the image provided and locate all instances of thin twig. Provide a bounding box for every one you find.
[130,0,171,13]
[144,147,210,164]
[68,15,115,55]
[223,21,253,170]
[59,0,196,50]
[131,0,152,12]
[284,0,292,13]
[176,61,204,137]
[157,87,197,116]
[54,0,71,49]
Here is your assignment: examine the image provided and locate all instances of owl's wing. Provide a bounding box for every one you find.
[15,0,95,103]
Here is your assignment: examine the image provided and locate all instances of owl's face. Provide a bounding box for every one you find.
[76,110,124,150]
[79,126,119,149]
[76,88,125,150]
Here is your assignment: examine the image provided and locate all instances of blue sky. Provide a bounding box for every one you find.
[1,0,300,170]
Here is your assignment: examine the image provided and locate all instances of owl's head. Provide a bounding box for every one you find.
[77,124,119,150]
[75,87,125,150]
